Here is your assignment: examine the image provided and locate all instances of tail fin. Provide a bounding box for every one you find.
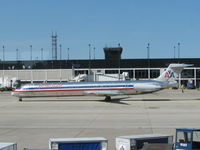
[155,64,193,82]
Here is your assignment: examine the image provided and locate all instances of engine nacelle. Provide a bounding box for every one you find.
[134,83,162,92]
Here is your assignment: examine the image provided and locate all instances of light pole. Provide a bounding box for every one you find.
[174,46,176,59]
[177,42,181,86]
[59,44,62,82]
[41,48,44,60]
[93,47,95,60]
[2,46,5,62]
[16,49,19,61]
[67,48,69,60]
[59,44,62,60]
[147,43,150,68]
[88,44,91,75]
[178,42,180,59]
[30,45,32,61]
[147,45,149,58]
[2,46,5,83]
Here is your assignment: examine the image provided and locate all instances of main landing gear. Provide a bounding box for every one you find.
[19,98,22,102]
[105,96,111,101]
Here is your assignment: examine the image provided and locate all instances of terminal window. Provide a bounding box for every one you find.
[150,69,160,78]
[105,70,119,74]
[135,70,148,79]
[181,69,194,78]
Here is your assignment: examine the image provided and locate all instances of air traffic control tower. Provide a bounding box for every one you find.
[103,44,123,60]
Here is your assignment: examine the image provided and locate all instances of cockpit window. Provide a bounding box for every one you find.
[193,131,200,142]
[177,132,192,144]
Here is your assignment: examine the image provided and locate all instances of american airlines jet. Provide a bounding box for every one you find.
[11,64,191,101]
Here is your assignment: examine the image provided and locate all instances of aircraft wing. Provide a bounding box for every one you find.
[83,90,123,96]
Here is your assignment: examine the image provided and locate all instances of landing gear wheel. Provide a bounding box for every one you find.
[19,98,22,102]
[105,96,111,101]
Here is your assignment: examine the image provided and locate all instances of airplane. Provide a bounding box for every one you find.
[11,63,192,101]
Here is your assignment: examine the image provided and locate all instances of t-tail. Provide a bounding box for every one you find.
[155,64,193,82]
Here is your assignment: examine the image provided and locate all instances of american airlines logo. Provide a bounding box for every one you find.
[164,70,175,79]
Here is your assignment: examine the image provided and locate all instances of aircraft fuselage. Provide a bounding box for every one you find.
[11,80,168,98]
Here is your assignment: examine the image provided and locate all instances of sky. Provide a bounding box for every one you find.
[0,0,200,61]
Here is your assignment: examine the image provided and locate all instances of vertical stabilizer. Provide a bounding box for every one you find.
[155,64,193,82]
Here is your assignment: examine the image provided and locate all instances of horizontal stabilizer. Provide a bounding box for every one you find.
[168,64,193,69]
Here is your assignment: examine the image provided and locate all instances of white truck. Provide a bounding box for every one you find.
[116,134,173,150]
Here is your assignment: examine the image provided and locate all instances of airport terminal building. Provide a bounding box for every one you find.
[0,46,200,88]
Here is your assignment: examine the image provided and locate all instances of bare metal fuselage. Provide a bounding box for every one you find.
[12,89,134,98]
[11,80,167,99]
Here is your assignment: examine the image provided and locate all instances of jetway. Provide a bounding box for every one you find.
[0,69,72,83]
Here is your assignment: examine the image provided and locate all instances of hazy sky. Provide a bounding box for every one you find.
[0,0,200,60]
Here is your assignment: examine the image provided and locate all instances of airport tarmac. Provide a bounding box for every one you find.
[0,89,200,150]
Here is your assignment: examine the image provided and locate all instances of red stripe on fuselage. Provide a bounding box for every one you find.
[13,87,134,93]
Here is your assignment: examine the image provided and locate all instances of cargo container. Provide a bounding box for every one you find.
[0,143,17,150]
[116,134,173,150]
[49,137,108,150]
